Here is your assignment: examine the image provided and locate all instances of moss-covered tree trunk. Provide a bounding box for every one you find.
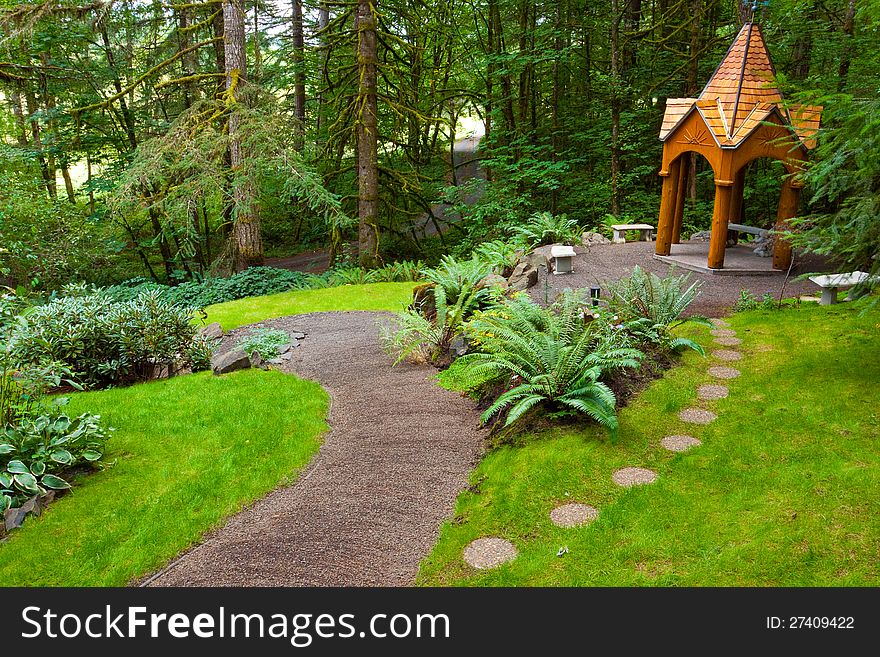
[224,0,264,270]
[356,0,380,268]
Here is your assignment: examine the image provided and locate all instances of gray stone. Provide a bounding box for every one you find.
[267,358,283,365]
[290,331,306,340]
[689,230,712,242]
[277,343,293,355]
[249,351,264,369]
[280,352,293,360]
[463,537,518,569]
[508,262,539,291]
[476,273,510,292]
[581,231,612,247]
[198,322,224,340]
[450,335,469,357]
[752,234,774,257]
[211,348,251,375]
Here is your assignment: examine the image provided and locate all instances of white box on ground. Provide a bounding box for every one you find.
[550,245,577,275]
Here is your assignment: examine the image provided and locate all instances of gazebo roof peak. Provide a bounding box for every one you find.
[699,22,782,135]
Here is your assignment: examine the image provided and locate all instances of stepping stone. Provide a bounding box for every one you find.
[711,328,737,338]
[463,537,518,569]
[661,435,702,452]
[612,467,657,488]
[713,336,742,346]
[697,384,728,400]
[678,408,717,424]
[550,503,598,528]
[710,318,730,327]
[712,349,742,361]
[708,366,741,379]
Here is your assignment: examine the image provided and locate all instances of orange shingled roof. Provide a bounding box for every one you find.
[659,22,821,150]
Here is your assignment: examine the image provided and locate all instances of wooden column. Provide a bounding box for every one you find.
[655,155,681,256]
[671,155,689,244]
[708,181,733,269]
[726,167,746,243]
[772,179,801,270]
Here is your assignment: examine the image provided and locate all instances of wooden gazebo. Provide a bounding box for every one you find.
[654,22,822,270]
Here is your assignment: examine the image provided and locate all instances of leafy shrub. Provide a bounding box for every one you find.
[508,211,582,248]
[450,293,643,437]
[472,240,522,276]
[734,289,776,312]
[1,409,110,511]
[236,328,291,360]
[382,256,493,365]
[605,266,710,354]
[11,291,214,388]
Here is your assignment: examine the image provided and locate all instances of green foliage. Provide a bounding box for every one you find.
[734,289,777,312]
[452,293,643,437]
[11,291,214,388]
[421,255,493,307]
[236,329,291,360]
[508,211,582,248]
[472,239,522,276]
[605,266,710,354]
[1,410,110,511]
[786,94,880,303]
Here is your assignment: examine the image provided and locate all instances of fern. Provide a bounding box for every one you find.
[508,211,582,248]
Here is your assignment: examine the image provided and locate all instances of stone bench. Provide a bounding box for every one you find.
[727,222,769,238]
[808,271,871,305]
[611,224,654,244]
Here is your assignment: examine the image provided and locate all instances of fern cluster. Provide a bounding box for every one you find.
[508,211,583,248]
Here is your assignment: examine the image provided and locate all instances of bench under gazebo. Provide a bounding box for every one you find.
[653,21,822,273]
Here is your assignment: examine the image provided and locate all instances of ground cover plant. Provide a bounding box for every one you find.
[204,282,417,331]
[417,301,880,586]
[0,369,328,586]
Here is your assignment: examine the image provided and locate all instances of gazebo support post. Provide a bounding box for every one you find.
[671,156,690,244]
[726,168,746,243]
[772,178,801,270]
[655,155,681,256]
[708,181,733,269]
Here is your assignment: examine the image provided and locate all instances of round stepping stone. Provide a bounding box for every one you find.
[708,366,741,379]
[463,537,517,569]
[697,384,728,400]
[661,435,702,452]
[612,467,657,488]
[710,328,737,338]
[709,318,730,327]
[550,503,599,528]
[678,408,717,424]
[714,336,742,346]
[712,349,742,361]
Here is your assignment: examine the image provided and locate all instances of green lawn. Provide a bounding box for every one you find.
[417,301,880,586]
[204,281,416,330]
[0,370,328,586]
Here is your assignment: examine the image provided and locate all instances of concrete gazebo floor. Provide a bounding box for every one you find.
[653,243,783,276]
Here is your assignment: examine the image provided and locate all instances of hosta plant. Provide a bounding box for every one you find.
[0,409,111,511]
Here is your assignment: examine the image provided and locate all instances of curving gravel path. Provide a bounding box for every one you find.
[145,311,486,587]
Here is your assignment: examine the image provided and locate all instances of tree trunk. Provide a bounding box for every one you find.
[10,92,28,147]
[686,0,703,204]
[224,0,264,270]
[177,7,199,108]
[356,0,380,268]
[315,3,330,149]
[838,0,857,92]
[610,0,622,216]
[291,0,306,150]
[23,89,56,199]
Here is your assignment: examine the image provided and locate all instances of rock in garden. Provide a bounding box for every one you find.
[291,331,306,340]
[249,351,264,369]
[4,506,29,531]
[277,343,293,355]
[508,262,539,291]
[477,273,510,292]
[268,358,283,365]
[211,348,251,375]
[449,335,469,357]
[280,352,293,360]
[752,235,774,257]
[581,231,611,247]
[198,322,224,340]
[689,230,712,242]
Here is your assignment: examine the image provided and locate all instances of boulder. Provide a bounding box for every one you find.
[689,230,712,242]
[450,335,469,357]
[249,351,264,369]
[198,322,224,340]
[476,273,510,292]
[525,244,561,273]
[581,231,611,247]
[508,262,539,291]
[290,331,306,340]
[752,234,774,257]
[211,348,251,375]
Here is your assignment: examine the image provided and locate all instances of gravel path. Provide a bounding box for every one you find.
[529,241,827,316]
[146,311,486,586]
